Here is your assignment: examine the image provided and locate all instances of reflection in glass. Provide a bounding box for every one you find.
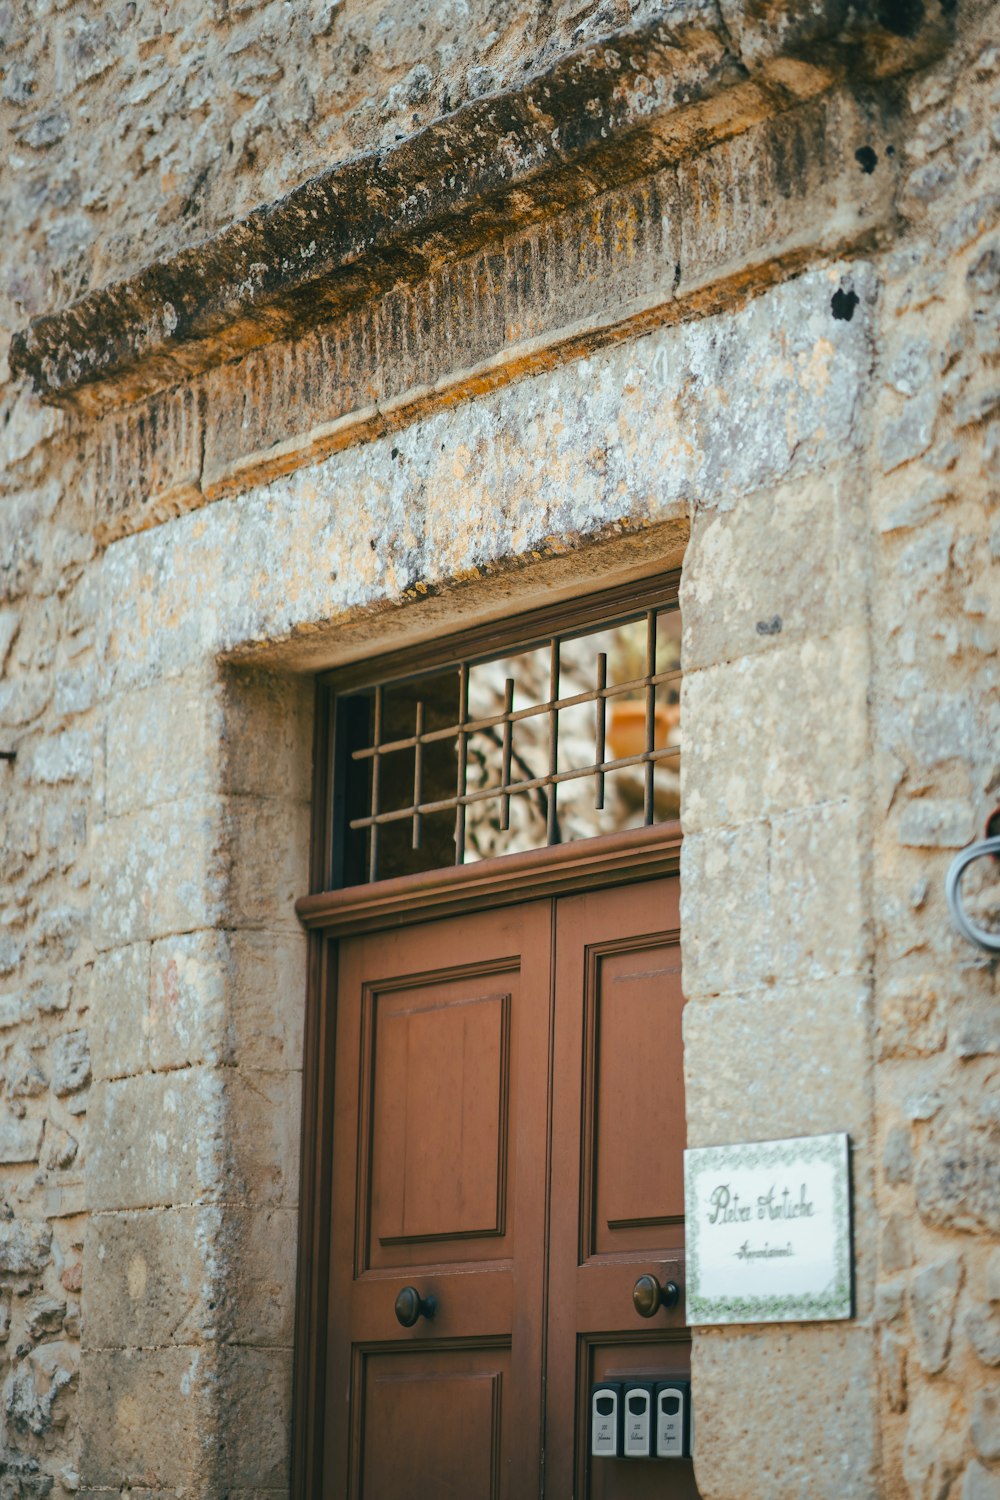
[335,602,682,883]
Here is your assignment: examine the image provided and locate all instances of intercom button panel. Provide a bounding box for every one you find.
[622,1382,655,1458]
[590,1384,621,1457]
[655,1379,690,1458]
[591,1375,691,1460]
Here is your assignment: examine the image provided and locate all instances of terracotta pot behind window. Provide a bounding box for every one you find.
[607,700,676,760]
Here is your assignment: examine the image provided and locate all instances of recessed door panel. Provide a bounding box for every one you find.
[323,875,694,1499]
[326,903,550,1500]
[585,1338,697,1500]
[587,941,686,1258]
[547,878,693,1499]
[359,1348,508,1500]
[367,980,511,1262]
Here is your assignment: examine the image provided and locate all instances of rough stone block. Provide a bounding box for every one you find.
[681,628,869,833]
[770,800,868,982]
[7,1338,79,1440]
[882,1125,913,1186]
[90,942,151,1081]
[223,1069,302,1209]
[684,976,872,1149]
[953,995,1000,1058]
[148,930,228,1071]
[910,1254,963,1374]
[0,1219,52,1273]
[215,1207,298,1348]
[967,1305,1000,1368]
[681,467,865,672]
[898,798,976,849]
[0,1113,44,1164]
[903,1381,966,1500]
[51,1030,91,1095]
[881,1212,913,1275]
[227,930,307,1072]
[92,798,225,949]
[877,971,949,1059]
[964,1461,1000,1500]
[83,1206,218,1351]
[87,1070,223,1212]
[897,690,977,772]
[222,798,310,933]
[217,1347,293,1489]
[880,1328,908,1414]
[691,1324,877,1500]
[105,671,222,817]
[27,729,93,787]
[80,1346,214,1489]
[220,668,313,803]
[680,822,772,996]
[915,1085,1000,1235]
[971,1389,1000,1463]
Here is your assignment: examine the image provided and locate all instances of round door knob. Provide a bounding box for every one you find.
[394,1286,436,1327]
[632,1273,680,1318]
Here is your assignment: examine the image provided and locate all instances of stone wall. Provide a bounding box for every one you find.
[1,1,998,1497]
[869,22,1000,1496]
[1,0,678,322]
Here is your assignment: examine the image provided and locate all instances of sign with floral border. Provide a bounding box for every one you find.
[684,1133,852,1325]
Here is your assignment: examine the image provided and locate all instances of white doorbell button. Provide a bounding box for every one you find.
[622,1382,655,1458]
[655,1379,690,1458]
[590,1384,621,1457]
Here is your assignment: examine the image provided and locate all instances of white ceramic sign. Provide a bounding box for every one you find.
[684,1132,852,1325]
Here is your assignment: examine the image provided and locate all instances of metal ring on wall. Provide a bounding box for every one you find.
[945,835,1000,954]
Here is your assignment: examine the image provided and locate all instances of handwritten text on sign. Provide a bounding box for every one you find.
[684,1134,852,1325]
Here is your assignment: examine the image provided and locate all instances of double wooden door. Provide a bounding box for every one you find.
[324,877,694,1498]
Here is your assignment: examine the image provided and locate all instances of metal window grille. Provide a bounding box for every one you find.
[326,580,681,887]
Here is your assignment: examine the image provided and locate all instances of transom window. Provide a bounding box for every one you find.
[321,573,682,887]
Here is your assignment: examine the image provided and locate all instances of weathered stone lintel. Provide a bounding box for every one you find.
[10,5,945,413]
[89,87,899,545]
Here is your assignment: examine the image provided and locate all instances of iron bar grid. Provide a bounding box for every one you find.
[348,667,682,762]
[343,604,681,881]
[350,744,680,832]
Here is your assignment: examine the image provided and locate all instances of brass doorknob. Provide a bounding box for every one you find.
[394,1286,436,1327]
[632,1273,680,1318]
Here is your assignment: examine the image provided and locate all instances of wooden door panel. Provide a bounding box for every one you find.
[547,878,695,1499]
[324,875,691,1499]
[584,940,686,1259]
[350,1266,513,1342]
[368,980,512,1261]
[326,903,551,1500]
[358,1347,508,1500]
[584,1338,697,1500]
[573,1254,686,1331]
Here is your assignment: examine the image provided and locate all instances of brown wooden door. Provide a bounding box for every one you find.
[545,879,694,1499]
[325,900,552,1499]
[324,877,692,1499]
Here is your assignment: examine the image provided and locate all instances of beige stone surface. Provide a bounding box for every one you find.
[1,0,998,1494]
[91,797,227,949]
[684,976,874,1149]
[681,627,871,833]
[80,1346,213,1489]
[680,466,868,672]
[84,1206,218,1350]
[86,1069,224,1213]
[105,669,223,817]
[770,799,870,983]
[691,1324,879,1500]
